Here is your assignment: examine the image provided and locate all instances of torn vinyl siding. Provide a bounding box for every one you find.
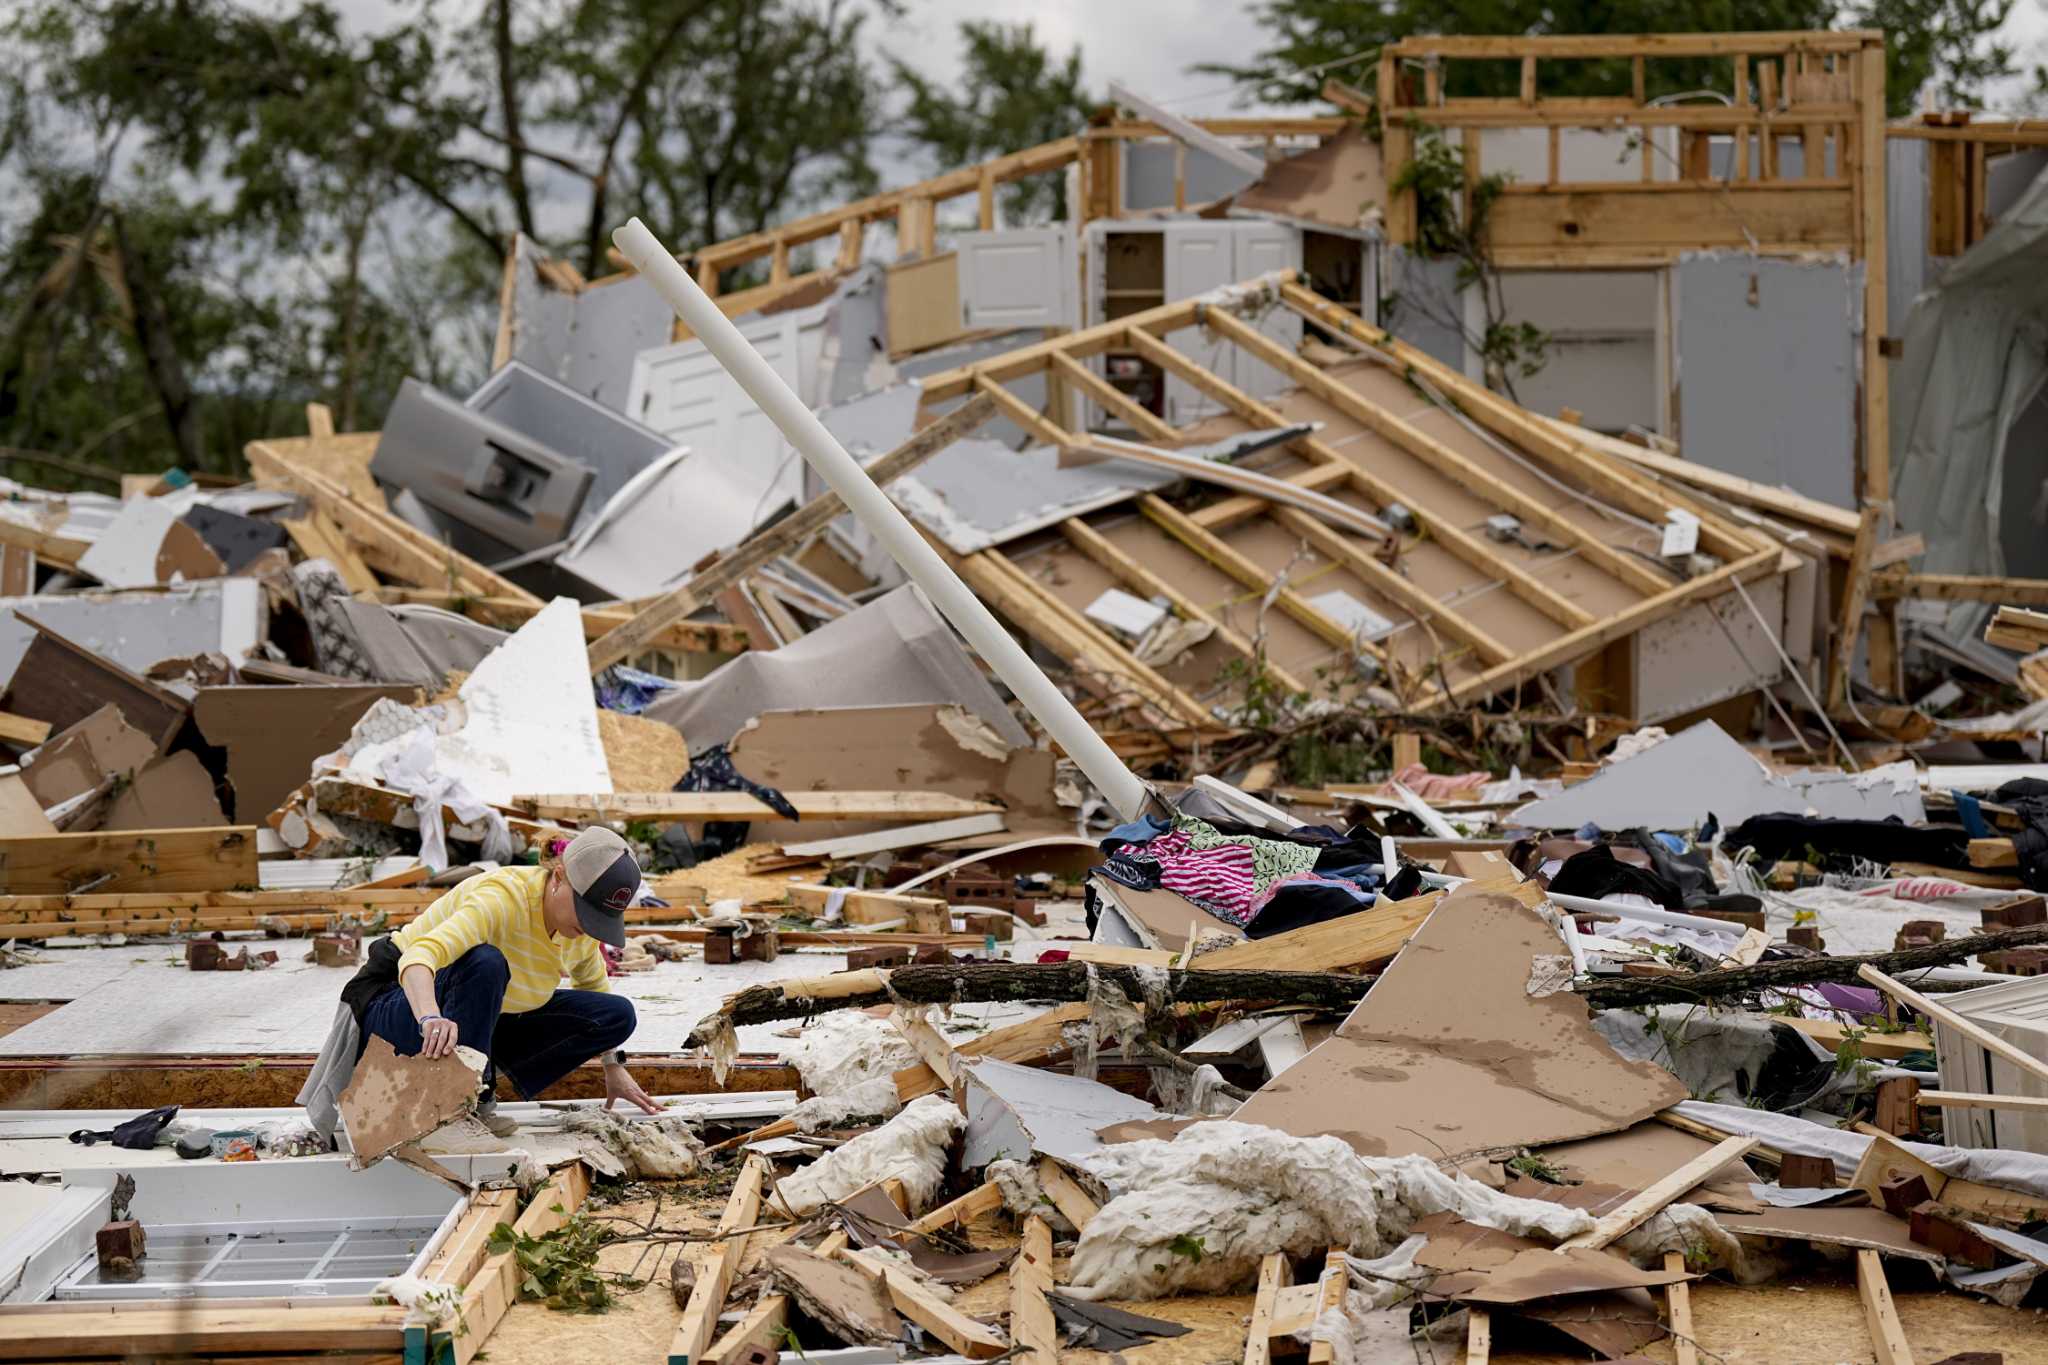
[503,233,673,412]
[1673,253,1861,509]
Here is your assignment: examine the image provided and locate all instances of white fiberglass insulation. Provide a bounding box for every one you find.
[1066,1121,1596,1299]
[773,1096,963,1216]
[787,1076,903,1132]
[783,1012,919,1097]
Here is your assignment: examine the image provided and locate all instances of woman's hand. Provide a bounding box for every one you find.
[418,1014,459,1059]
[603,1059,661,1114]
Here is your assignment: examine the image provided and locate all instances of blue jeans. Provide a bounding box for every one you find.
[361,944,636,1100]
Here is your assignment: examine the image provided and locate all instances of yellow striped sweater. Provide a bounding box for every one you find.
[393,866,608,1013]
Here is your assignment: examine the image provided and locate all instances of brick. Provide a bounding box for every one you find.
[846,945,912,971]
[955,911,1013,942]
[311,934,361,968]
[1908,1201,2003,1268]
[186,940,237,971]
[1785,926,1826,952]
[1980,895,2046,931]
[1895,919,1947,951]
[1980,947,2048,976]
[1878,1170,1933,1218]
[1777,1153,1837,1189]
[96,1219,145,1265]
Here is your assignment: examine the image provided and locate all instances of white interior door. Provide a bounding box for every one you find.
[1162,224,1236,425]
[956,227,1076,330]
[1232,223,1304,401]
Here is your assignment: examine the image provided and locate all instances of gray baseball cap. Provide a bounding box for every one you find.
[562,827,639,949]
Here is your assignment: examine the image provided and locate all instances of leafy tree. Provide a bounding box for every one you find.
[1197,0,2020,115]
[890,20,1094,223]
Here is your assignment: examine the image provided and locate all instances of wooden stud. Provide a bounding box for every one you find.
[1829,503,1882,710]
[836,219,863,271]
[1058,516,1311,695]
[1270,509,1514,667]
[1009,1216,1056,1365]
[973,373,1073,451]
[1918,1090,2048,1116]
[1048,349,1165,438]
[1519,56,1537,106]
[1304,1246,1349,1365]
[1035,1156,1101,1231]
[305,402,336,439]
[840,1247,1008,1358]
[1244,1251,1286,1365]
[668,1155,767,1365]
[453,1163,592,1364]
[1139,494,1382,662]
[1663,1251,1699,1365]
[1467,1305,1492,1362]
[905,1180,1006,1236]
[1381,52,1414,244]
[513,791,999,824]
[977,166,997,229]
[1858,42,1890,503]
[894,1009,960,1087]
[1856,1249,1915,1365]
[419,1188,518,1292]
[1547,126,1561,184]
[585,390,998,671]
[1861,964,2048,1092]
[1557,1136,1759,1250]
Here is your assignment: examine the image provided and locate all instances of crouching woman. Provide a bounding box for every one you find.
[301,826,660,1140]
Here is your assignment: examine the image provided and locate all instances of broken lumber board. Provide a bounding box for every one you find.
[0,1305,407,1360]
[0,886,439,921]
[514,791,1001,823]
[841,1247,1008,1358]
[1066,891,1442,973]
[1036,1157,1100,1231]
[895,1010,962,1087]
[1968,837,2019,868]
[1876,572,2048,607]
[1244,1252,1287,1365]
[1856,1249,1915,1365]
[1467,1306,1492,1363]
[0,515,88,571]
[781,812,1009,859]
[245,444,540,607]
[1009,1216,1056,1365]
[895,1004,1085,1105]
[1985,605,2048,652]
[1773,1018,1937,1061]
[1663,1251,1699,1365]
[669,1154,767,1365]
[1861,964,2048,1090]
[419,1188,520,1290]
[586,391,999,672]
[449,1162,592,1365]
[1556,1135,1759,1250]
[906,1180,1006,1235]
[0,826,259,895]
[0,711,50,747]
[1304,1246,1349,1365]
[787,882,950,931]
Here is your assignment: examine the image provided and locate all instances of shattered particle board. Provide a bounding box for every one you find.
[192,684,418,822]
[728,702,1063,832]
[765,1243,903,1344]
[0,617,189,753]
[101,751,228,831]
[339,1034,486,1167]
[597,707,691,794]
[1229,887,1687,1160]
[1224,124,1388,232]
[19,704,157,808]
[1410,1213,1694,1305]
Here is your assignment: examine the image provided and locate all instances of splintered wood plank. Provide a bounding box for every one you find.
[1663,1251,1699,1365]
[1856,1249,1915,1365]
[0,826,259,895]
[1557,1136,1760,1250]
[1036,1156,1102,1232]
[669,1155,767,1365]
[1467,1305,1492,1362]
[452,1163,592,1365]
[1009,1216,1056,1364]
[906,1180,1007,1236]
[1304,1246,1349,1364]
[1244,1251,1287,1365]
[841,1247,1008,1357]
[1860,965,2048,1091]
[419,1188,519,1292]
[0,1305,407,1360]
[0,712,51,747]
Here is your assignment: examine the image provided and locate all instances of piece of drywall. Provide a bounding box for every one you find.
[192,684,415,822]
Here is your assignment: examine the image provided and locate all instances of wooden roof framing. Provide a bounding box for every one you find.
[917,273,1781,719]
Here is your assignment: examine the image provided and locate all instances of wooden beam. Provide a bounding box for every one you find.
[246,447,539,606]
[1139,494,1380,661]
[1856,1249,1915,1365]
[668,1155,767,1365]
[1244,1251,1287,1365]
[1873,571,2048,607]
[1278,283,1765,560]
[0,516,87,571]
[841,1247,1009,1358]
[1048,349,1173,439]
[282,511,379,594]
[1387,32,1877,58]
[1466,1307,1493,1363]
[1858,42,1890,504]
[1322,77,1373,118]
[0,826,258,895]
[1663,1251,1699,1365]
[0,712,50,747]
[1204,307,1673,599]
[1009,1216,1057,1365]
[420,1188,519,1290]
[1036,1156,1102,1231]
[585,391,998,671]
[1861,964,2048,1091]
[1303,1246,1349,1365]
[452,1163,592,1364]
[374,588,748,655]
[906,1180,1007,1236]
[974,373,1074,451]
[1917,1089,2048,1115]
[1556,1135,1760,1250]
[1830,504,1882,709]
[0,1306,406,1360]
[512,791,1001,823]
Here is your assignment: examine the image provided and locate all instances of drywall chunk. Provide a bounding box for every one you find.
[959,1056,1162,1169]
[339,1035,487,1168]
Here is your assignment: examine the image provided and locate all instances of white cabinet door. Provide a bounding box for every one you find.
[627,314,806,522]
[956,227,1076,330]
[1232,223,1305,401]
[1162,224,1237,425]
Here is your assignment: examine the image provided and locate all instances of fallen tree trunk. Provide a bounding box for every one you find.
[1572,924,2048,1010]
[689,962,1377,1043]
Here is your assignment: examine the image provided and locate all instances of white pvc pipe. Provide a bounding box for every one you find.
[1543,889,1747,937]
[613,218,1153,821]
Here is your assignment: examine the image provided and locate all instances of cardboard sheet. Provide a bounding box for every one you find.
[1412,1213,1693,1306]
[1228,887,1687,1159]
[101,751,227,831]
[20,705,156,808]
[192,684,417,821]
